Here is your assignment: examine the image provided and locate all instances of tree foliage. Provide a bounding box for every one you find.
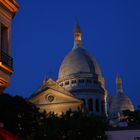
[123,109,140,126]
[0,93,107,140]
[0,93,43,139]
[28,110,107,140]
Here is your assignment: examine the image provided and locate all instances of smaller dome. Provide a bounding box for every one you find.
[109,93,134,114]
[109,74,134,115]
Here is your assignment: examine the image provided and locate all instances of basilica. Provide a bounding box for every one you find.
[29,23,134,118]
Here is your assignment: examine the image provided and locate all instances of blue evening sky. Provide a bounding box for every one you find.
[6,0,140,108]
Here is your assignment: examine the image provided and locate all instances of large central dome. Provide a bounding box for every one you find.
[58,22,102,80]
[57,22,107,116]
[58,47,102,79]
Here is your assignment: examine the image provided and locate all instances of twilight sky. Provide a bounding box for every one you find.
[6,0,140,108]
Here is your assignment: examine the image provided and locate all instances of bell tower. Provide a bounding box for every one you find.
[0,0,19,93]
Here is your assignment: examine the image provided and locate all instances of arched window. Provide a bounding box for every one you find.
[1,24,8,54]
[87,79,92,83]
[79,79,84,83]
[65,81,69,85]
[101,100,105,113]
[93,80,98,84]
[71,80,76,84]
[81,98,86,106]
[88,99,93,111]
[95,99,99,112]
[81,98,86,110]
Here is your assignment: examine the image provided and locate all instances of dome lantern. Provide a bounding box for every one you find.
[73,22,82,49]
[116,74,123,94]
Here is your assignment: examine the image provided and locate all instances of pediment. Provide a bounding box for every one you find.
[30,78,72,98]
[30,87,81,106]
[30,78,82,105]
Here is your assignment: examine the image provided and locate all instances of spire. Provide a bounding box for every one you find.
[73,20,82,49]
[116,74,123,94]
[74,22,81,34]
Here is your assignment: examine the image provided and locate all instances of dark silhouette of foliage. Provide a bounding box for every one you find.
[27,110,107,140]
[0,93,107,140]
[123,109,140,126]
[0,93,44,139]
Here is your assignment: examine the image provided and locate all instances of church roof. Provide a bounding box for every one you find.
[109,93,134,114]
[58,47,102,80]
[58,22,103,80]
[30,78,75,99]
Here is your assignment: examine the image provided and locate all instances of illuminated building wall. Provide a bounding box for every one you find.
[0,0,19,93]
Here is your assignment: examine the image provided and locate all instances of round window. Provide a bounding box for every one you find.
[47,95,54,102]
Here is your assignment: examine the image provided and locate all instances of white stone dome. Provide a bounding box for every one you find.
[110,75,134,113]
[58,47,102,80]
[56,23,107,116]
[110,94,134,113]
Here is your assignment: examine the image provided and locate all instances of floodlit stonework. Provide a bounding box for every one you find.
[30,23,107,116]
[29,78,82,115]
[109,74,134,125]
[29,22,134,117]
[0,0,19,93]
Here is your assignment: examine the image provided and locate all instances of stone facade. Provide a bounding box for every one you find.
[30,23,107,116]
[30,23,134,117]
[0,0,19,93]
[30,78,82,115]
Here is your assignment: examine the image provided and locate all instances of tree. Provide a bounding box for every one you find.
[0,93,107,140]
[0,93,45,139]
[28,110,107,140]
[123,109,140,126]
